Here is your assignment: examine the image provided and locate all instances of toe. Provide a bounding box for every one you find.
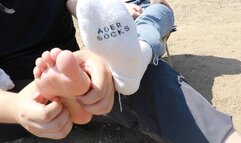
[50,48,62,61]
[42,51,56,67]
[56,50,80,79]
[35,58,47,72]
[33,66,42,78]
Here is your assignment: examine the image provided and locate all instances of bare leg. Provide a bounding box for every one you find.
[223,128,241,143]
[33,48,92,124]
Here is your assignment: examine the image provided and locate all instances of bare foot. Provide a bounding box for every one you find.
[34,48,90,97]
[33,48,92,124]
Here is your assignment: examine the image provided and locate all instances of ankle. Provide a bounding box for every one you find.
[223,129,241,143]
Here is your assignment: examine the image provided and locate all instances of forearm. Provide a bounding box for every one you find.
[1,82,72,139]
[0,89,19,123]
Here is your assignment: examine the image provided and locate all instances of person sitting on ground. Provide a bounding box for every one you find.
[0,0,241,143]
[33,0,241,143]
[34,0,174,124]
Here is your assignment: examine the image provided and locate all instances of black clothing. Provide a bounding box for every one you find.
[0,0,79,80]
[0,1,79,141]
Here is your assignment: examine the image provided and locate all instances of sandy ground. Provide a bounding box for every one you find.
[10,0,241,142]
[167,0,241,133]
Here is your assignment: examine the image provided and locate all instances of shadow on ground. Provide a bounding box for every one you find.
[169,54,241,102]
[9,122,157,143]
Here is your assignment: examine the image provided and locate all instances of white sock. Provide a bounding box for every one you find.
[139,40,152,67]
[76,0,151,95]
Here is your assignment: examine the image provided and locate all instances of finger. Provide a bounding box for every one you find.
[33,108,71,132]
[46,115,73,139]
[34,94,49,105]
[83,86,114,115]
[35,117,73,140]
[78,64,108,105]
[19,91,52,122]
[83,93,114,115]
[25,107,71,136]
[47,108,71,133]
[32,98,63,122]
[78,85,105,105]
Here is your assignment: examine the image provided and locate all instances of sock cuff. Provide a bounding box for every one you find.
[109,41,152,96]
[139,40,153,65]
[111,69,141,95]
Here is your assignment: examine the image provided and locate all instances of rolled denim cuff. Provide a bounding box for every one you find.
[135,4,174,65]
[136,24,163,65]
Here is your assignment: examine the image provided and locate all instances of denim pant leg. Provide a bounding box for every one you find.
[135,4,175,63]
[126,0,151,9]
[96,60,233,143]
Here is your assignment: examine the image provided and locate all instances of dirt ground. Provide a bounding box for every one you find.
[167,0,241,133]
[10,0,241,142]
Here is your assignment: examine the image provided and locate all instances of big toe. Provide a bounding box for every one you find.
[56,50,80,79]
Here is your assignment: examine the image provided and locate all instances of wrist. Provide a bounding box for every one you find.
[9,95,20,123]
[0,90,19,123]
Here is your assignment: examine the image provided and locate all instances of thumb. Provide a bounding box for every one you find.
[31,90,49,105]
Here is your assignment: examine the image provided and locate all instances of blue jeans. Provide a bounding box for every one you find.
[95,60,233,143]
[1,62,233,143]
[95,1,233,143]
[133,0,175,64]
